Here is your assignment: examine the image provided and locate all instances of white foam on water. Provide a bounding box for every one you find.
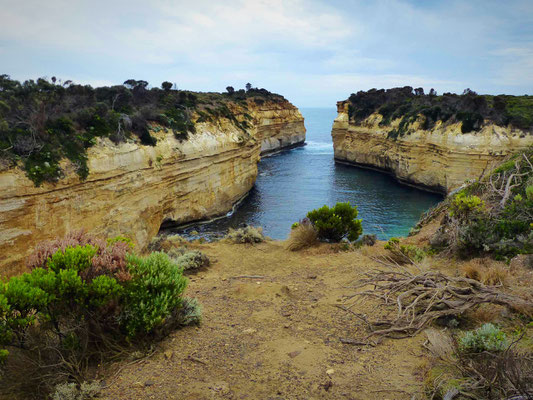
[304,140,333,154]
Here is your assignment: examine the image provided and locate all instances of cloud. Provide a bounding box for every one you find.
[0,0,532,106]
[489,47,533,88]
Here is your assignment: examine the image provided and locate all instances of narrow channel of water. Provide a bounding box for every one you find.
[170,108,443,241]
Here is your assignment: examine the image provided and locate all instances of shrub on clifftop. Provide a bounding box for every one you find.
[306,202,362,242]
[0,233,194,397]
[428,149,533,260]
[225,226,265,243]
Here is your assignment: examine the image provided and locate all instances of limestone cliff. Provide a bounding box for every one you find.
[332,101,533,194]
[0,100,305,274]
[251,100,306,154]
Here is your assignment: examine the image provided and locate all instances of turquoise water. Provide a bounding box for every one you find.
[172,108,443,240]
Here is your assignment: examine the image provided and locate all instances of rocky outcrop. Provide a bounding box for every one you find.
[0,100,305,275]
[332,101,533,194]
[253,100,306,154]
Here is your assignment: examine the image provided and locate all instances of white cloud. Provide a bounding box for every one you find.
[0,0,531,105]
[489,47,533,87]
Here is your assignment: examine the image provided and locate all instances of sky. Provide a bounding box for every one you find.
[1,0,532,107]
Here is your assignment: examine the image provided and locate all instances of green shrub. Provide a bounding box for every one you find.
[0,235,194,397]
[306,202,362,242]
[526,185,533,201]
[384,238,426,262]
[459,323,508,353]
[449,192,485,220]
[122,252,188,337]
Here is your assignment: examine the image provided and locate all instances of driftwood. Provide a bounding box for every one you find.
[342,268,532,339]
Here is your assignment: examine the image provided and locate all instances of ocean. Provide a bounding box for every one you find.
[170,107,443,240]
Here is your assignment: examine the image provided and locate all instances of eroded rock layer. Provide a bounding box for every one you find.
[0,100,305,274]
[332,101,533,194]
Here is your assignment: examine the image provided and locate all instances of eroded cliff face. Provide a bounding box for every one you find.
[332,101,533,194]
[250,100,306,154]
[0,100,305,274]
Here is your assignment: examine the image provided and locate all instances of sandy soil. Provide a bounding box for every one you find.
[101,241,427,400]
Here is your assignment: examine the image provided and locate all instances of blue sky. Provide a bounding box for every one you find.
[1,0,532,107]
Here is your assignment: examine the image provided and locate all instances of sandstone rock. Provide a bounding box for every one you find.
[332,102,533,194]
[0,100,305,275]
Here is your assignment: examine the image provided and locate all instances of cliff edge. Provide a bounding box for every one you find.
[332,88,533,193]
[0,81,305,274]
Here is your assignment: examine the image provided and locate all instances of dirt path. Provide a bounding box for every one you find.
[101,241,425,400]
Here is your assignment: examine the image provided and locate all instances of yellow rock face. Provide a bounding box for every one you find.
[0,100,305,275]
[332,101,533,194]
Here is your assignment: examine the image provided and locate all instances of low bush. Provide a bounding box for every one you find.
[424,328,533,399]
[429,149,533,260]
[167,248,210,272]
[384,237,426,263]
[527,185,533,201]
[225,226,265,244]
[52,381,101,400]
[459,323,508,353]
[306,202,362,242]
[286,218,318,251]
[176,297,202,326]
[122,252,188,337]
[449,192,484,220]
[0,233,193,397]
[360,234,377,246]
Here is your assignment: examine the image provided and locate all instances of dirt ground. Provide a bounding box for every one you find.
[101,241,428,400]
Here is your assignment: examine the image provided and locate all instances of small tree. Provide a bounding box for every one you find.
[245,82,252,92]
[226,86,235,95]
[161,81,173,91]
[123,79,137,89]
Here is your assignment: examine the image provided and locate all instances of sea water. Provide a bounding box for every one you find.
[170,108,443,240]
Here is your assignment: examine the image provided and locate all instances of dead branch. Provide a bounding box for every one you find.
[342,268,532,339]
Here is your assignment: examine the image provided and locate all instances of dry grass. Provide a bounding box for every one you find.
[460,258,509,286]
[462,263,483,281]
[483,265,509,286]
[285,224,318,251]
[467,303,505,324]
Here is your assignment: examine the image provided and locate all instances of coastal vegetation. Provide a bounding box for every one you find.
[286,218,318,251]
[306,202,362,242]
[0,75,284,185]
[0,231,201,398]
[224,226,266,244]
[286,203,363,251]
[346,86,533,137]
[427,148,533,260]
